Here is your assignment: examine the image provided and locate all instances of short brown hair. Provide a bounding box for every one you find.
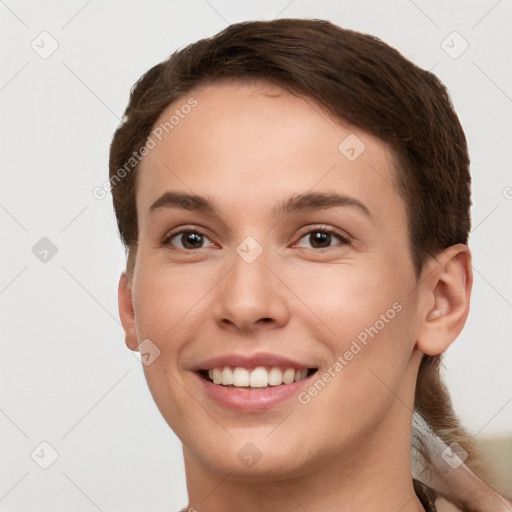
[109,18,471,280]
[109,18,495,499]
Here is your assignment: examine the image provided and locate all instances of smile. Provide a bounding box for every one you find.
[192,352,320,411]
[200,365,317,389]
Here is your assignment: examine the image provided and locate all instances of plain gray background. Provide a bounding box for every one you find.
[1,1,511,510]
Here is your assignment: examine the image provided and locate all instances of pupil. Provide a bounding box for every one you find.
[311,231,330,248]
[183,232,202,249]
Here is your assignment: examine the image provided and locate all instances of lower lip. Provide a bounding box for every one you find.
[194,372,314,412]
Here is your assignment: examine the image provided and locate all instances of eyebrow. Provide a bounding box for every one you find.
[149,191,372,219]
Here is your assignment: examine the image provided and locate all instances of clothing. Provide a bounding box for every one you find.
[414,477,438,511]
[179,478,438,512]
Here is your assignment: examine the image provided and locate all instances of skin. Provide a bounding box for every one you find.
[118,81,472,512]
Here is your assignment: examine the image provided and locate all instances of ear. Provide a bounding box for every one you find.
[118,272,139,351]
[415,244,472,356]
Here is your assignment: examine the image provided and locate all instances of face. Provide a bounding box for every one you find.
[125,81,424,479]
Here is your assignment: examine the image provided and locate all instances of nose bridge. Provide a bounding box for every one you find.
[215,236,288,330]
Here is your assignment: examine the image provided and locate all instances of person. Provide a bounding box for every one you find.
[109,18,511,512]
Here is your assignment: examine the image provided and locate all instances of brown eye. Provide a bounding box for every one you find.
[309,231,331,249]
[164,230,213,250]
[295,228,350,249]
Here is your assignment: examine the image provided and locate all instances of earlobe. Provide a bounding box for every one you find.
[118,272,139,351]
[416,244,472,356]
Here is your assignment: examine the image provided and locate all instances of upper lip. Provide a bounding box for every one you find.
[192,352,317,371]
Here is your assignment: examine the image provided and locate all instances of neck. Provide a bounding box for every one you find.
[183,425,425,512]
[182,355,426,512]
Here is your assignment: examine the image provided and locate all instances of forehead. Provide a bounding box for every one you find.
[136,81,404,226]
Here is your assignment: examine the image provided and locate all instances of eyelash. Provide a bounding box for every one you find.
[162,225,351,251]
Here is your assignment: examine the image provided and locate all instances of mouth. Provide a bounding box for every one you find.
[197,366,319,390]
[192,353,321,411]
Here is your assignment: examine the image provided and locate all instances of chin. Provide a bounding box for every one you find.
[186,433,321,482]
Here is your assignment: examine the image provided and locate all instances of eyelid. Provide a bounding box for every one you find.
[162,225,216,248]
[162,224,351,250]
[293,224,351,248]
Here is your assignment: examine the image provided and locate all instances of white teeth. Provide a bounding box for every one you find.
[205,366,311,388]
[268,367,283,386]
[232,367,250,386]
[294,369,308,382]
[212,368,222,385]
[282,368,295,384]
[221,366,233,385]
[249,366,268,387]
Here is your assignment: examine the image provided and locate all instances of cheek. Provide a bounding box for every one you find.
[130,264,204,436]
[293,260,406,341]
[294,262,414,395]
[131,260,212,344]
[295,281,414,451]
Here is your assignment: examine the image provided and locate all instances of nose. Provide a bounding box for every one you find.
[214,247,290,333]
